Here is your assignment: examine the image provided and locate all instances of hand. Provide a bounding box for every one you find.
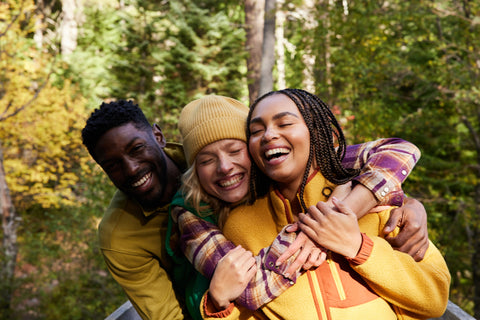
[276,224,327,278]
[298,197,363,258]
[209,246,256,310]
[384,197,429,261]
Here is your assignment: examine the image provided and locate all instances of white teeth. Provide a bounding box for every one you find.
[132,172,151,187]
[265,148,289,158]
[219,175,242,188]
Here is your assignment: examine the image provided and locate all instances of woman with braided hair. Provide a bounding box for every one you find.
[198,89,450,319]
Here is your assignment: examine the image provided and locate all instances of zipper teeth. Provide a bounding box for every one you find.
[328,252,346,300]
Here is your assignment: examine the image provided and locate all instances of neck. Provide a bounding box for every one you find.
[276,166,316,203]
[276,183,299,203]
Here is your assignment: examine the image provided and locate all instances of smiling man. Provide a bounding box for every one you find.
[82,100,188,320]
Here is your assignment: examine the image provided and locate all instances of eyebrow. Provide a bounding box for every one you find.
[250,111,300,125]
[98,136,143,167]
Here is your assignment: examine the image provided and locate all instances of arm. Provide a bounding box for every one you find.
[340,138,429,260]
[173,206,300,310]
[208,246,257,310]
[351,236,450,319]
[100,249,184,320]
[342,138,421,207]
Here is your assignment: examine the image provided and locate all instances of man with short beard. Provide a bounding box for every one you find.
[82,100,187,320]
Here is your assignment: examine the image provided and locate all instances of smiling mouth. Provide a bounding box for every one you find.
[132,172,152,188]
[218,174,244,188]
[264,147,290,160]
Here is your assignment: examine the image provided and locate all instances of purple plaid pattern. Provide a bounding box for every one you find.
[344,138,420,206]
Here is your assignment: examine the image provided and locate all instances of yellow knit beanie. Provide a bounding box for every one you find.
[179,95,249,166]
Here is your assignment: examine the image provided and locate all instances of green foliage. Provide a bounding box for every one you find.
[2,0,479,317]
[11,166,122,319]
[70,0,248,138]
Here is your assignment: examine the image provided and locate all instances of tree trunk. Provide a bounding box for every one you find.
[298,0,317,94]
[34,0,44,49]
[60,0,79,55]
[244,0,265,104]
[275,1,286,90]
[323,0,333,101]
[259,0,276,97]
[0,142,20,319]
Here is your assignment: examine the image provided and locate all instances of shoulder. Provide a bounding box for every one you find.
[165,142,187,172]
[98,191,137,248]
[98,191,165,252]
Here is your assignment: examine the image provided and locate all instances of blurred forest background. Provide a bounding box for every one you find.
[0,0,479,319]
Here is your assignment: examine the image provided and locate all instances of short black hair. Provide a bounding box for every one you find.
[82,100,151,159]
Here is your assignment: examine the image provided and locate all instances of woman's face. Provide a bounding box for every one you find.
[195,139,251,204]
[248,93,311,193]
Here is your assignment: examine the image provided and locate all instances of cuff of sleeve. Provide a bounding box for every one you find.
[352,177,404,207]
[347,233,373,266]
[264,225,300,282]
[204,291,235,318]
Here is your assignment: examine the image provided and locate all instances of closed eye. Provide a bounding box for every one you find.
[130,144,145,154]
[198,158,213,165]
[249,126,264,135]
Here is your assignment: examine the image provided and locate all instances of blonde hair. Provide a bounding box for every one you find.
[180,160,245,229]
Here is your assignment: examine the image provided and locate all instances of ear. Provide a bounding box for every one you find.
[152,124,167,148]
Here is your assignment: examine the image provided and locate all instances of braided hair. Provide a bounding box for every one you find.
[81,100,151,160]
[246,88,360,212]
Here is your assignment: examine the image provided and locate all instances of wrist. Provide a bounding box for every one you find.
[347,233,374,265]
[345,232,363,258]
[209,291,230,311]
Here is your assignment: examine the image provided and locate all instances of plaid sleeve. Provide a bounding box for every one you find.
[342,138,421,206]
[236,226,299,310]
[176,209,299,310]
[176,208,235,279]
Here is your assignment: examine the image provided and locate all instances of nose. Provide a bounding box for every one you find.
[217,155,234,174]
[262,126,278,142]
[123,157,139,176]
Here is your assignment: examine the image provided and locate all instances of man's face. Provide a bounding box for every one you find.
[94,123,169,211]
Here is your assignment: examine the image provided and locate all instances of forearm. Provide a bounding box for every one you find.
[102,249,184,320]
[177,209,297,310]
[343,138,421,206]
[338,183,378,219]
[177,208,235,278]
[235,227,299,309]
